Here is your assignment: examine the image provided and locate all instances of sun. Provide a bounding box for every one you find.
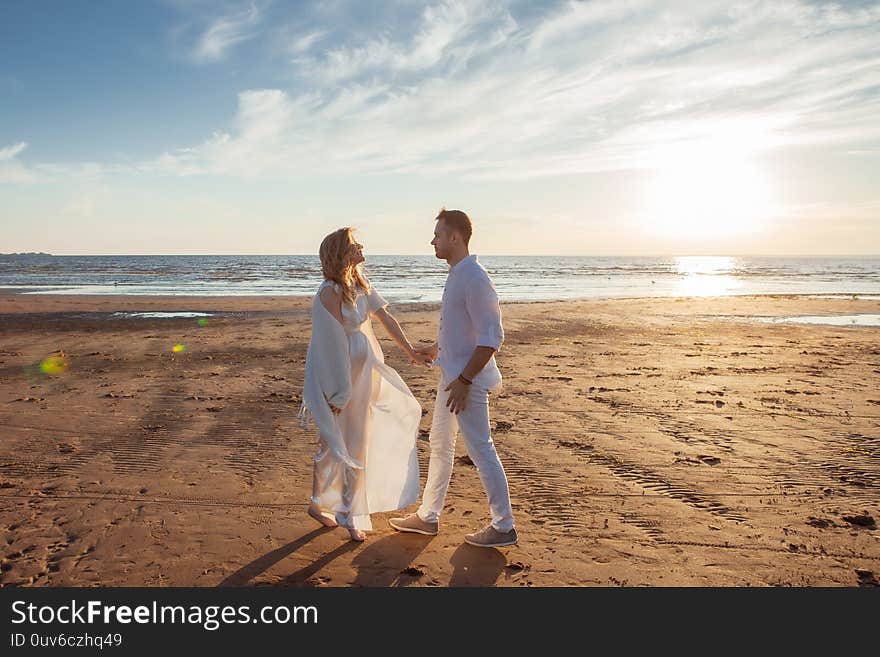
[641,135,774,241]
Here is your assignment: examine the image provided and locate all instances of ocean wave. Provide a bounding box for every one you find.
[2,255,878,301]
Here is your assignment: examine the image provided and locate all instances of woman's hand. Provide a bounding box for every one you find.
[374,308,434,367]
[409,345,435,367]
[414,342,438,362]
[406,346,433,366]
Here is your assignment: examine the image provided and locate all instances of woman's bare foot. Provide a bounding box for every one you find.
[347,528,367,542]
[308,504,338,528]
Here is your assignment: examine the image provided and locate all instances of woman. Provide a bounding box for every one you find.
[300,227,426,541]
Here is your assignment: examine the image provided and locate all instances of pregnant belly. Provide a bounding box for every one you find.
[348,330,370,383]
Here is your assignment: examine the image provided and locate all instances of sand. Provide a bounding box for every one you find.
[1,292,878,587]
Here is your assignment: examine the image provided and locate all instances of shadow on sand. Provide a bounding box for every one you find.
[448,544,507,586]
[350,533,435,587]
[219,528,508,587]
[218,527,334,586]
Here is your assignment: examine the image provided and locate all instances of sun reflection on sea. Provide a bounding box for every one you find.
[674,256,743,297]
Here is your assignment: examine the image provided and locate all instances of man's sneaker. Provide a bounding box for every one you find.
[389,513,439,536]
[464,525,518,548]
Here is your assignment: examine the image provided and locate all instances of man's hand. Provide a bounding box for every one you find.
[413,342,438,366]
[407,346,434,367]
[444,377,470,414]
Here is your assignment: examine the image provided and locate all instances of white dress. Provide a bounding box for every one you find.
[301,280,421,531]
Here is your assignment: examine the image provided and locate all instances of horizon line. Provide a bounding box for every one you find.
[3,252,880,259]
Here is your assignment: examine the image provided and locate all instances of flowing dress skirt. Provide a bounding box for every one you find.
[310,318,421,530]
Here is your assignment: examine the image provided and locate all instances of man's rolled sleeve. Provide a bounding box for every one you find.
[465,274,504,352]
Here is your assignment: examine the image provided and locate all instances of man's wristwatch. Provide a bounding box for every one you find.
[457,373,473,385]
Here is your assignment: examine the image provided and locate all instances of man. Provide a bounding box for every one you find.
[389,209,517,548]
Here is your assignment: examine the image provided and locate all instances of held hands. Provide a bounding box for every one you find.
[424,342,439,361]
[408,344,436,367]
[329,403,343,415]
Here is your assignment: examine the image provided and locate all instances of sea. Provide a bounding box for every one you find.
[1,254,879,304]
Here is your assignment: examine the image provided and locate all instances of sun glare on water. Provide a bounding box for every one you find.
[674,255,743,296]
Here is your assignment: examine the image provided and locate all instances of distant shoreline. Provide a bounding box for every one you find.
[2,253,879,258]
[1,289,878,302]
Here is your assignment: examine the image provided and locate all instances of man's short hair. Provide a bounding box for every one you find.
[435,208,472,245]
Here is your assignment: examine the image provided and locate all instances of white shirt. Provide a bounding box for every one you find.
[436,254,504,390]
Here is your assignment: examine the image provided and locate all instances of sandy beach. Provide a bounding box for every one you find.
[1,292,878,587]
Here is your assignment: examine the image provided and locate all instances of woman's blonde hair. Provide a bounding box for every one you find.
[319,227,368,305]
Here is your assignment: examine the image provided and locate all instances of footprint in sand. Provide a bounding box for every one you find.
[856,570,879,587]
[842,514,876,530]
[806,517,834,529]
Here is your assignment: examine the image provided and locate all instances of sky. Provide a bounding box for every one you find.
[1,0,879,256]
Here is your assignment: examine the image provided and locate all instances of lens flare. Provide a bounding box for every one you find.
[197,318,208,327]
[39,355,68,375]
[172,344,186,353]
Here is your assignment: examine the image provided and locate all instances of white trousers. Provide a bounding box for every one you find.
[416,371,515,532]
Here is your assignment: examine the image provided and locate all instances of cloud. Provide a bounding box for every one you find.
[192,2,265,63]
[145,0,880,182]
[289,29,328,54]
[528,0,648,51]
[0,141,121,184]
[10,1,880,185]
[292,0,518,82]
[0,141,28,161]
[0,142,37,183]
[146,88,320,177]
